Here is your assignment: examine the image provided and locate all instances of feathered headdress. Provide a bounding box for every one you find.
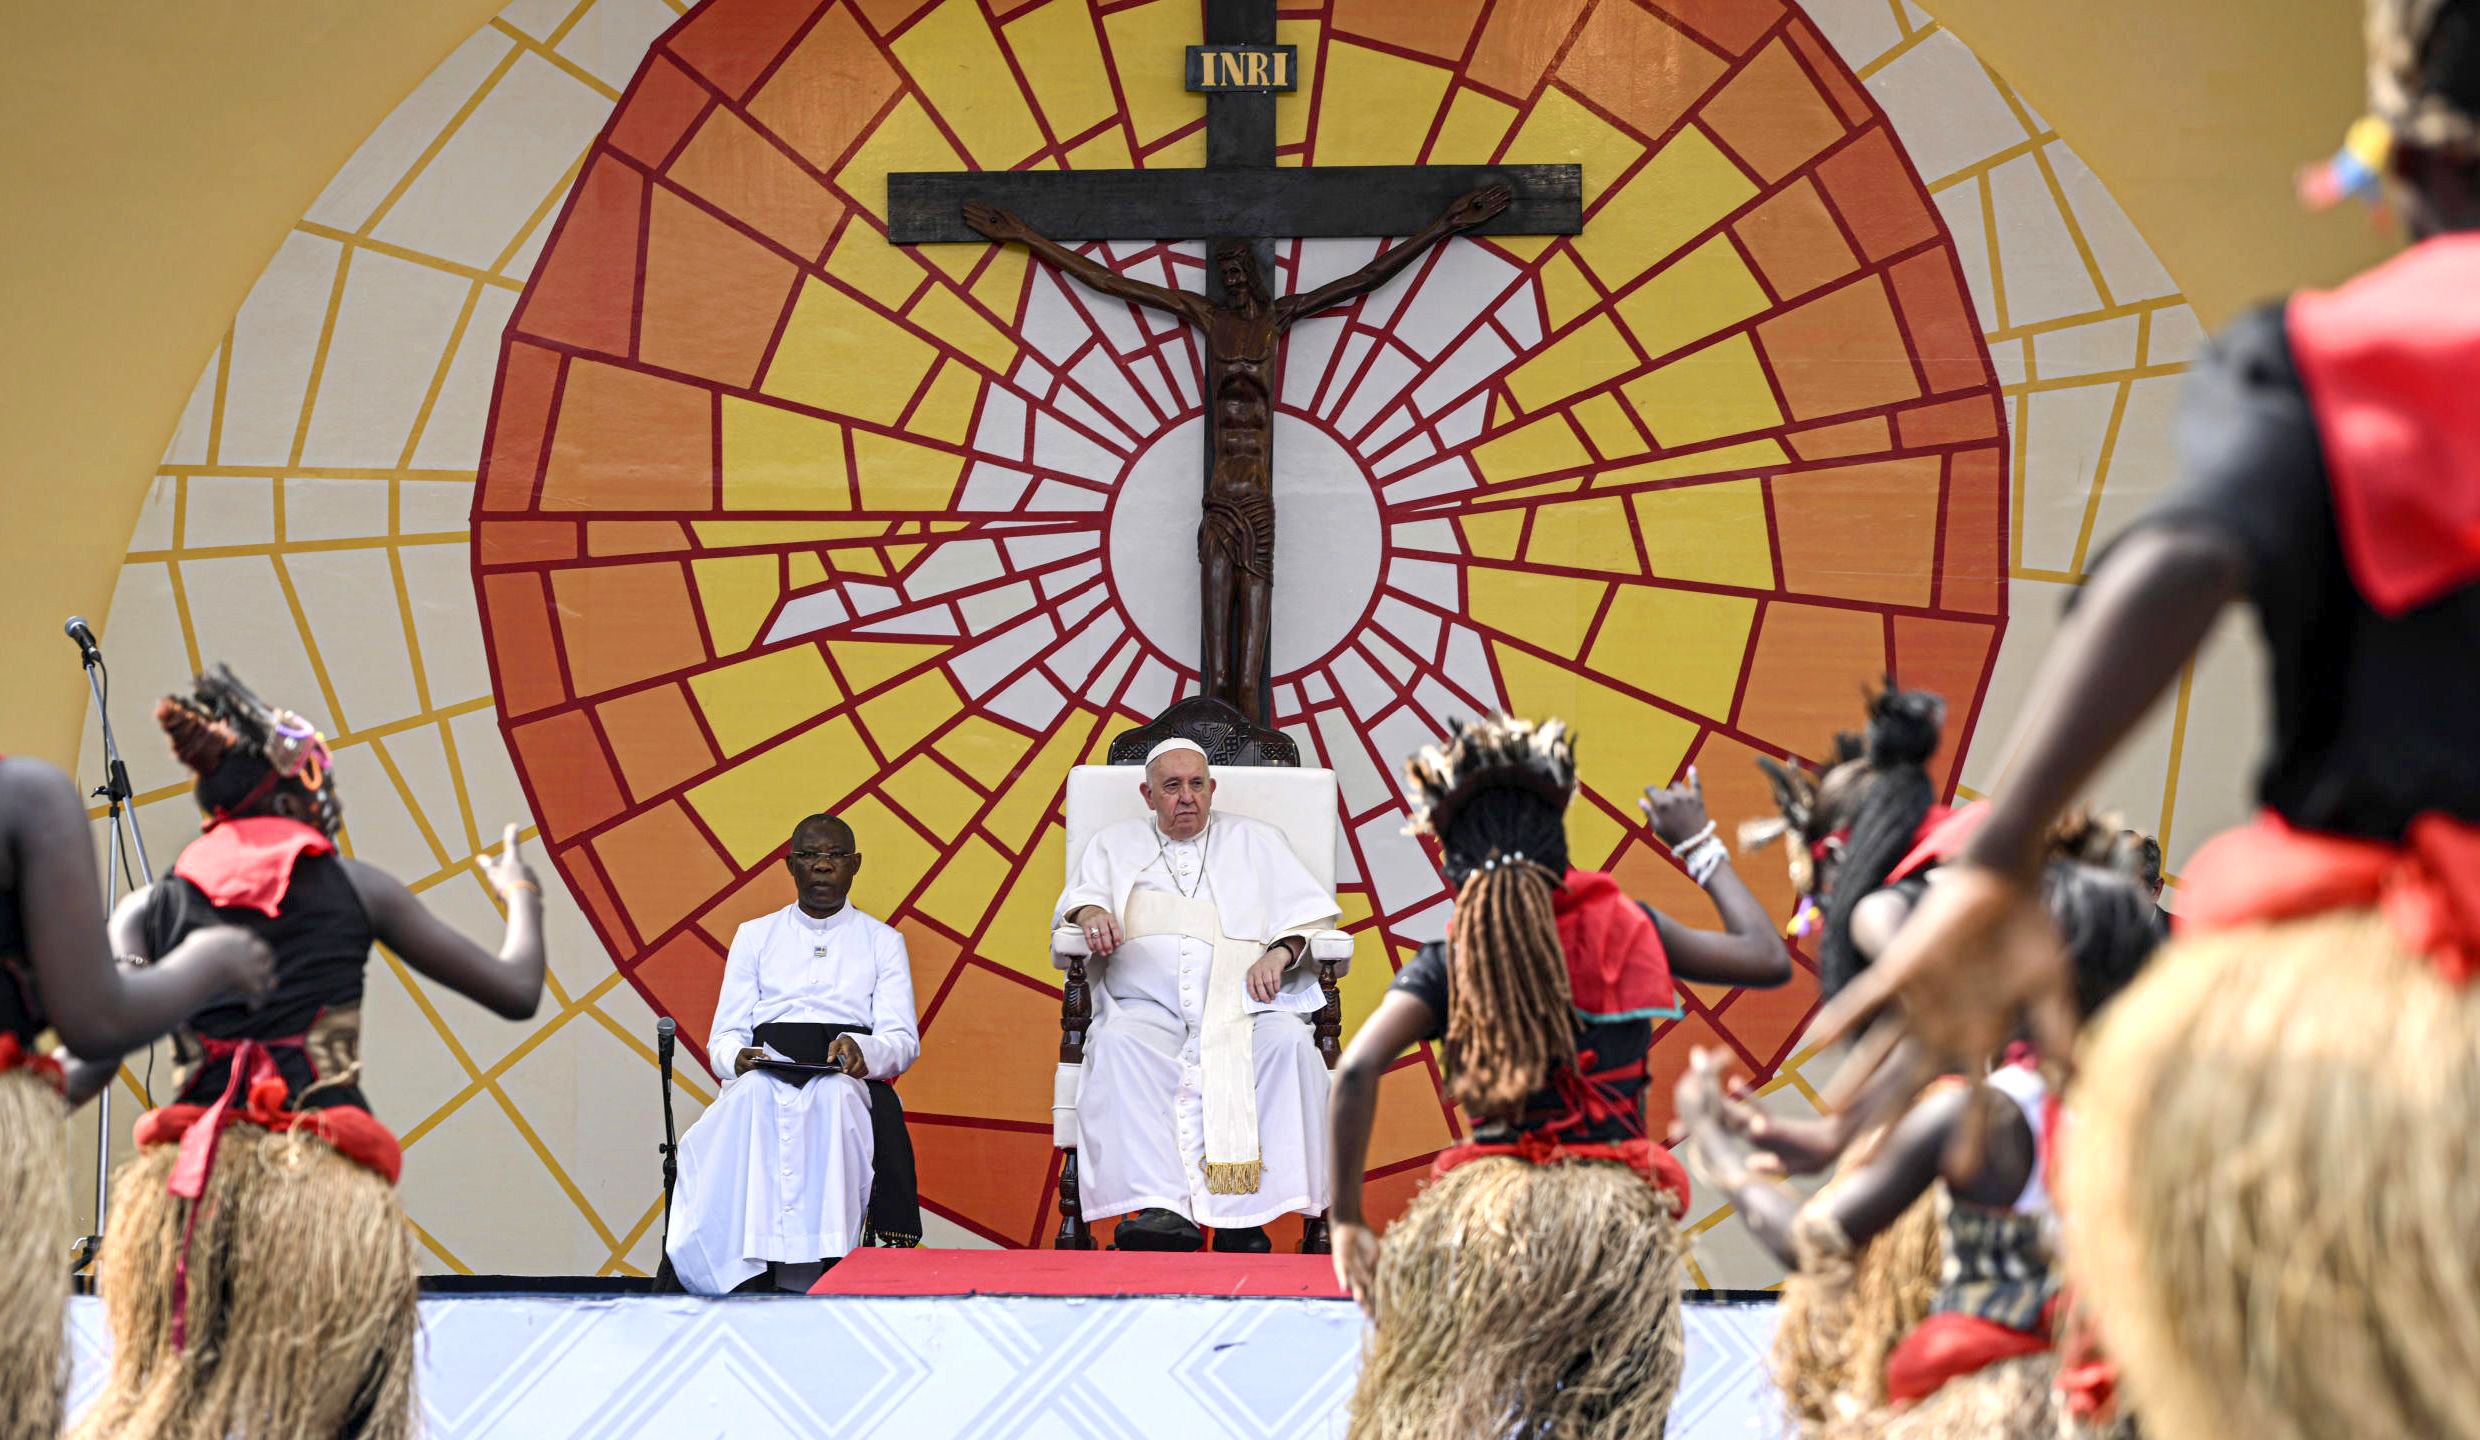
[1402,714,1577,842]
[156,664,343,834]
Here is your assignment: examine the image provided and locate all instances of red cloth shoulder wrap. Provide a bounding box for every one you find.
[1886,803,1972,884]
[1432,1135,1691,1213]
[2177,810,2480,985]
[2287,234,2480,616]
[173,815,334,918]
[1553,869,1678,1019]
[0,1033,63,1092]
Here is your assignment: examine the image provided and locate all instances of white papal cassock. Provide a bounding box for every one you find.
[666,902,917,1294]
[1056,813,1341,1228]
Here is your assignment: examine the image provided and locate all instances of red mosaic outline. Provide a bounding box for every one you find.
[470,0,2010,1247]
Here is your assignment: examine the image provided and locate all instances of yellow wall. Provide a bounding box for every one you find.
[0,0,2394,770]
[0,0,505,764]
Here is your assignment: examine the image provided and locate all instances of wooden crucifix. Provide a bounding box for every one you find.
[889,0,1583,725]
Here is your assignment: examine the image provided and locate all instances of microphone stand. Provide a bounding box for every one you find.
[72,632,154,1275]
[656,1020,679,1260]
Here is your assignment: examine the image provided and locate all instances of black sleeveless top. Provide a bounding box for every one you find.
[144,850,375,1109]
[2114,303,2480,838]
[1391,912,1661,1147]
[0,881,38,1047]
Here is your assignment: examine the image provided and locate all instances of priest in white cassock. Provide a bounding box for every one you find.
[667,812,919,1294]
[1056,739,1342,1252]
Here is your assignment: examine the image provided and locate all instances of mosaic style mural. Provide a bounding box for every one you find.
[78,0,2259,1282]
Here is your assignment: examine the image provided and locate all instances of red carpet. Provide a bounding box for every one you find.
[811,1249,1349,1299]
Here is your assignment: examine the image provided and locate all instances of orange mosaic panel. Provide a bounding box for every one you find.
[474,0,2008,1250]
[638,190,802,389]
[1733,176,1859,302]
[1771,457,1944,607]
[1702,37,1848,184]
[513,159,644,357]
[1557,1,1728,143]
[1331,0,1489,62]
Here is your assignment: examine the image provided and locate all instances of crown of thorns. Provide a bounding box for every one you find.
[1401,714,1577,840]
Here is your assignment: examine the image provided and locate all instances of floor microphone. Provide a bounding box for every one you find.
[655,1016,676,1072]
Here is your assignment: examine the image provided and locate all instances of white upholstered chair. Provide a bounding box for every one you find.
[1047,762,1355,1251]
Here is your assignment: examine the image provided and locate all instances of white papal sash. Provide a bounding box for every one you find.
[1120,888,1264,1194]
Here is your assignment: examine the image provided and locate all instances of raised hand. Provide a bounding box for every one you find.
[1445,183,1512,230]
[487,823,539,903]
[1639,767,1713,849]
[1674,1048,1762,1191]
[962,202,1027,243]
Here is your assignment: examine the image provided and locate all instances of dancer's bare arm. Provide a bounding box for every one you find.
[1675,1041,1929,1179]
[1680,1050,2029,1265]
[1640,773,1793,988]
[3,756,271,1060]
[1811,526,2244,1124]
[1329,990,1436,1313]
[347,824,545,1020]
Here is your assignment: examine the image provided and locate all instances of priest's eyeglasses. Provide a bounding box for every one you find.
[789,849,859,865]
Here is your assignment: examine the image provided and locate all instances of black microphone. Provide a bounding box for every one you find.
[655,1016,676,1072]
[64,616,102,667]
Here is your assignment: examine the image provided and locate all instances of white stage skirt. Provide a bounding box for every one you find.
[65,1293,1789,1437]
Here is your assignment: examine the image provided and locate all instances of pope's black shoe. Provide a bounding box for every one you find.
[1210,1225,1271,1254]
[1113,1207,1205,1252]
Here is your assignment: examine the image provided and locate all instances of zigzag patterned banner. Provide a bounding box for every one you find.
[67,1294,1789,1437]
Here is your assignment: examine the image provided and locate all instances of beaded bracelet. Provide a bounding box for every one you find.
[1663,819,1719,856]
[1679,836,1730,887]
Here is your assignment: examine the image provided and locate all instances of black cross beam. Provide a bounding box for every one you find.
[885,0,1583,304]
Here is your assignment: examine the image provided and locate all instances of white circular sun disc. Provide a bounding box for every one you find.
[1106,410,1382,681]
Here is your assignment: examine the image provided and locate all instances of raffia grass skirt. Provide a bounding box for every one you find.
[0,1068,69,1440]
[2065,909,2480,1440]
[1818,1353,2060,1440]
[1348,1157,1685,1440]
[1775,1176,1947,1437]
[74,1125,419,1440]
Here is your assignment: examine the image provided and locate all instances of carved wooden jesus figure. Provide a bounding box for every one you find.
[963,185,1511,724]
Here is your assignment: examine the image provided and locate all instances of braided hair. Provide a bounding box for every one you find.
[1405,717,1580,1122]
[2040,815,2165,1021]
[1814,686,1944,999]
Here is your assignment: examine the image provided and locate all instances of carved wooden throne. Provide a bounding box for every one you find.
[1050,696,1351,1252]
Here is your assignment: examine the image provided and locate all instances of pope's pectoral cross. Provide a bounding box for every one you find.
[888,0,1581,727]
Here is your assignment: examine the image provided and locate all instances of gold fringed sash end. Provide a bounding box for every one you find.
[1203,1158,1263,1195]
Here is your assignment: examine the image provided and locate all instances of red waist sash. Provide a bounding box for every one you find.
[2177,810,2480,984]
[0,1033,62,1092]
[1884,1295,2061,1404]
[133,1036,401,1351]
[1432,1134,1691,1212]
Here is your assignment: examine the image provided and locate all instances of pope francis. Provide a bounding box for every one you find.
[1055,739,1342,1252]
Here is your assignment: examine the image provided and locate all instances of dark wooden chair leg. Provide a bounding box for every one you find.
[1055,1148,1095,1250]
[1056,952,1096,1250]
[1304,958,1341,1255]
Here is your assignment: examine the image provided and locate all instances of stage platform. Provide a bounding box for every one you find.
[65,1255,1790,1437]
